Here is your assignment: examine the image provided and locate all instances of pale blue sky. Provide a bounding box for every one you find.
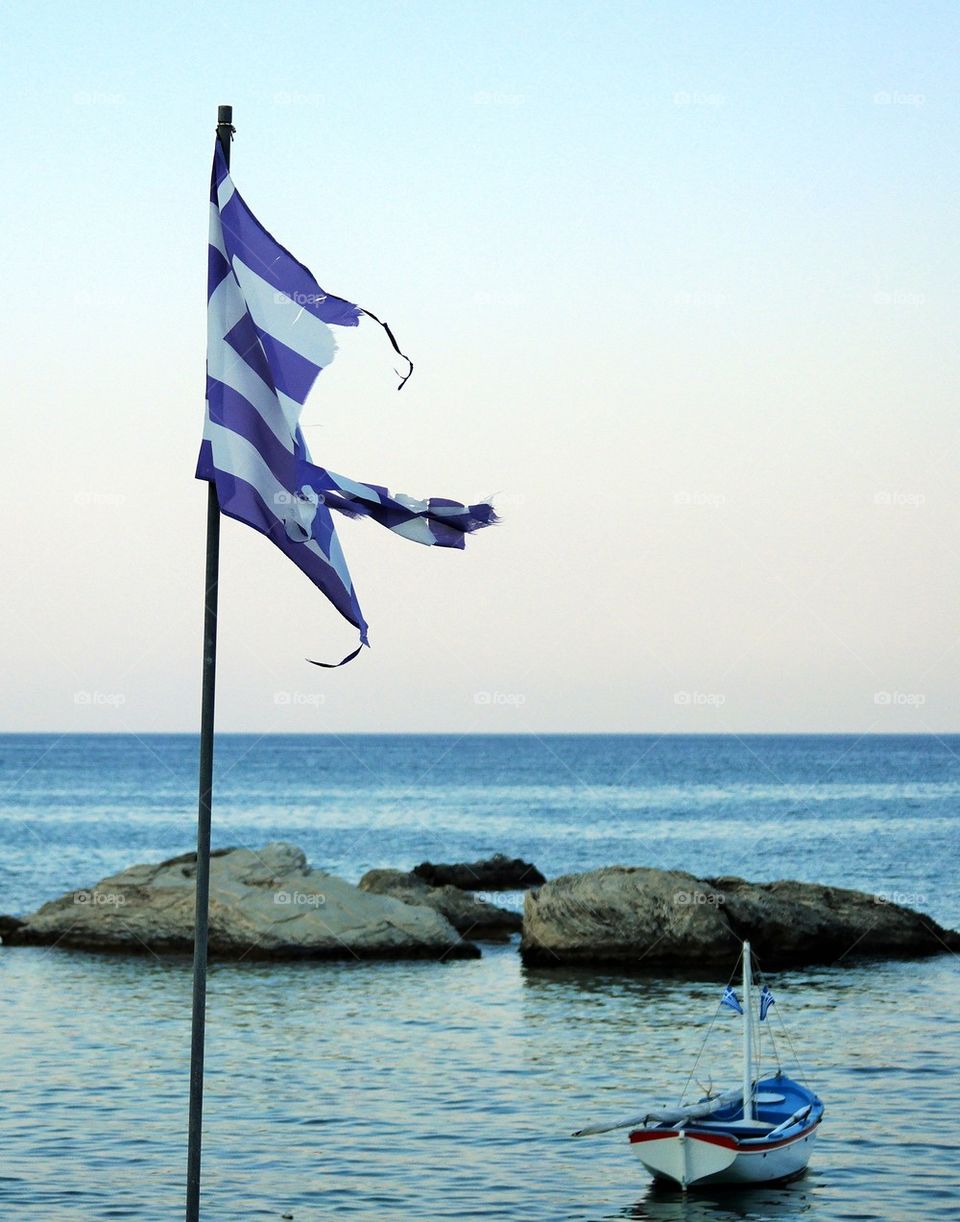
[3,1,959,731]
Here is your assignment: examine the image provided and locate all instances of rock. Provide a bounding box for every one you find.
[412,853,545,891]
[2,843,479,961]
[520,866,960,968]
[359,869,522,940]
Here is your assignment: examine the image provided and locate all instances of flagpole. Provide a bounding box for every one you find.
[185,101,232,1222]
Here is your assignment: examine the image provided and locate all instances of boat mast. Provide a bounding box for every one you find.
[742,941,753,1122]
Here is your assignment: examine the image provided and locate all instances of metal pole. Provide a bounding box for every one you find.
[741,941,753,1122]
[185,102,232,1222]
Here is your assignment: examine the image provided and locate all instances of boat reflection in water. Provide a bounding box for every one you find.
[620,1174,817,1220]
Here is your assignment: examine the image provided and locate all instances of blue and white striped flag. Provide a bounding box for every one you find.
[721,985,743,1015]
[759,985,775,1021]
[197,141,496,664]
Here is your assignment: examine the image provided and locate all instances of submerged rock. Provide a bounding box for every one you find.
[520,866,960,969]
[359,869,522,940]
[413,853,545,891]
[2,843,479,961]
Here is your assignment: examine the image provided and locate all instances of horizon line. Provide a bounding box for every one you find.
[2,730,959,739]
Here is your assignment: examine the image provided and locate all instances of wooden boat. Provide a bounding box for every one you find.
[572,941,823,1189]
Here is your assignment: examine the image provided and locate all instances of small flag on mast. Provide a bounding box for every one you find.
[721,985,743,1015]
[197,140,496,663]
[759,985,775,1021]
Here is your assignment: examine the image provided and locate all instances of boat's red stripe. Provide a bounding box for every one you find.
[629,1118,820,1153]
[629,1130,737,1150]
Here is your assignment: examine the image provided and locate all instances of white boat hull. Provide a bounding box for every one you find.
[631,1120,819,1188]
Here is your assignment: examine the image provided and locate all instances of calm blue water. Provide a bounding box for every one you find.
[1,734,958,1220]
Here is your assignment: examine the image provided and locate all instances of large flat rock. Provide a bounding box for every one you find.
[359,869,522,939]
[520,866,960,968]
[1,843,479,960]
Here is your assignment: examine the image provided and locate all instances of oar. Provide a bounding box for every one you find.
[766,1105,811,1138]
[572,1085,744,1137]
[572,1113,655,1137]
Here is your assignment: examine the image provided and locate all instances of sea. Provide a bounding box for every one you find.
[1,733,958,1221]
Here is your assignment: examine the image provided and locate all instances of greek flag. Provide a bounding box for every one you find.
[197,140,496,663]
[759,985,775,1021]
[721,986,743,1015]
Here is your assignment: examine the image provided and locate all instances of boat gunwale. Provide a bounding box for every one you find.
[628,1115,822,1154]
